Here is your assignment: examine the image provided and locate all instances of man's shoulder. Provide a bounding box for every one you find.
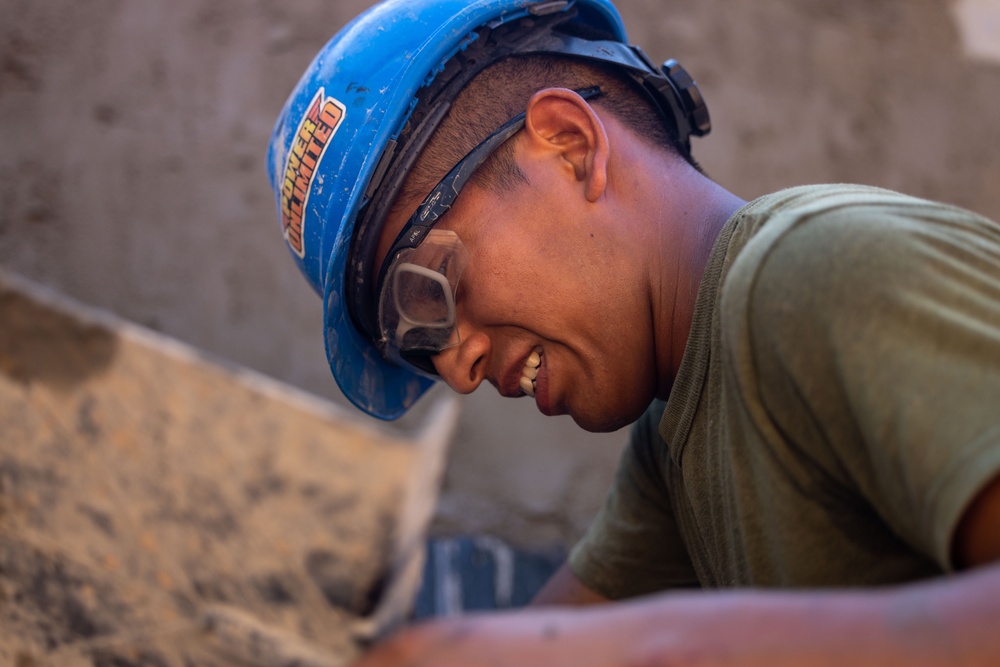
[723,183,995,295]
[731,183,953,248]
[713,183,1000,365]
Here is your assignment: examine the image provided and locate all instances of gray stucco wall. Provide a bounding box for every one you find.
[2,0,999,551]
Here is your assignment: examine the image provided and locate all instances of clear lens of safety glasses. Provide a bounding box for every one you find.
[377,229,469,370]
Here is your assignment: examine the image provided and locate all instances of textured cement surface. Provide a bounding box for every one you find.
[1,0,999,550]
[0,270,455,667]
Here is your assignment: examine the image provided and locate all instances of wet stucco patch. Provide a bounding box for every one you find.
[0,285,119,391]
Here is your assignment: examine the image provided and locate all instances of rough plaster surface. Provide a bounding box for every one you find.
[2,0,999,551]
[0,270,455,666]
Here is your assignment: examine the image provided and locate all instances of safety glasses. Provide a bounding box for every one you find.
[378,228,469,373]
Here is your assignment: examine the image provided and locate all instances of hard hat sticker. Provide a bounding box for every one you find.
[280,89,346,258]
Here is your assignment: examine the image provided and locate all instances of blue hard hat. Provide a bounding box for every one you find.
[266,0,710,420]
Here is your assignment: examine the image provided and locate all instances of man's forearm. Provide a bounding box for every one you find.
[609,562,1000,666]
[356,563,1000,666]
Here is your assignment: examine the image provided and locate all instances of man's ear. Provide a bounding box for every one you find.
[522,88,609,203]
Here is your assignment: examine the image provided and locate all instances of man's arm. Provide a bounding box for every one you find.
[354,473,1000,667]
[953,473,1000,569]
[530,563,610,607]
[356,563,1000,667]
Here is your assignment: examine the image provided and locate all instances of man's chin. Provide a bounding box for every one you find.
[570,412,642,433]
[569,405,643,434]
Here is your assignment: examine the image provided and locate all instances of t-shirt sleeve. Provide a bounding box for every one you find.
[731,201,1000,570]
[568,400,699,599]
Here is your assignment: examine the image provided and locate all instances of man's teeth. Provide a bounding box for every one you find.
[520,349,541,397]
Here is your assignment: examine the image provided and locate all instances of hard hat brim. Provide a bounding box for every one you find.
[323,228,435,420]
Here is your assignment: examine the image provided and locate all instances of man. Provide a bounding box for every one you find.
[267,0,1000,663]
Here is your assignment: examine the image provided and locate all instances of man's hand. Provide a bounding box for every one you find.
[354,607,615,667]
[530,563,610,607]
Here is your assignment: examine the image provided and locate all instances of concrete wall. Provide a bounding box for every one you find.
[2,0,999,552]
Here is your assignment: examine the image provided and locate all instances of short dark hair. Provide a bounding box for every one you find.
[391,53,699,220]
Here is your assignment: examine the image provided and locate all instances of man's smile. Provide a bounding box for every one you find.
[519,346,542,397]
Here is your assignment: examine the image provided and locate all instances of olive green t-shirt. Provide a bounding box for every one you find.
[570,184,1000,598]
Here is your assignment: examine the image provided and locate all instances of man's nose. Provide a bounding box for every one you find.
[432,330,490,394]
